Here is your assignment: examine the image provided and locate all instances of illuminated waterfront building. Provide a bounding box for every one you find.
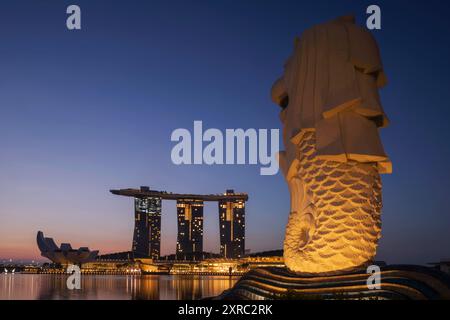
[36,231,98,265]
[132,187,162,259]
[176,199,204,260]
[219,190,245,259]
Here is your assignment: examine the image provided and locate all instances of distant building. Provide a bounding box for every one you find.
[111,186,248,261]
[132,187,162,259]
[218,189,245,259]
[97,251,148,261]
[176,199,204,260]
[428,260,450,275]
[36,231,98,265]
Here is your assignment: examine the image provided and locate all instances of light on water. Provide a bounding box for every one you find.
[0,274,239,300]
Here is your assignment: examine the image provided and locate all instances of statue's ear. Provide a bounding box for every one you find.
[376,70,387,88]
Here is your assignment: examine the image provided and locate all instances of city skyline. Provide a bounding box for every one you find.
[1,0,450,265]
[115,186,248,260]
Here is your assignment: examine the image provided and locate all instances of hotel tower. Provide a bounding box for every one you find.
[132,188,162,259]
[218,189,245,259]
[176,199,204,260]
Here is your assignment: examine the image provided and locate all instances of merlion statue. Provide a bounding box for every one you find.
[223,16,449,301]
[272,16,392,274]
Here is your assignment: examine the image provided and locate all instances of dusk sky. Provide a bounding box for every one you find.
[1,0,449,265]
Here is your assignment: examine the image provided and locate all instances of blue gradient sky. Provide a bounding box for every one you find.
[0,0,449,264]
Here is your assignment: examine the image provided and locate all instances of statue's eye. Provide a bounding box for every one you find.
[368,115,384,127]
[279,95,289,109]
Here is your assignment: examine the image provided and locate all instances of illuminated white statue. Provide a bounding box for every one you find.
[272,16,392,274]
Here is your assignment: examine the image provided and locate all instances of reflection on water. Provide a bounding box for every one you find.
[0,274,239,300]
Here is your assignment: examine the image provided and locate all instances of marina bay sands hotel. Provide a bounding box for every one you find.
[110,187,248,260]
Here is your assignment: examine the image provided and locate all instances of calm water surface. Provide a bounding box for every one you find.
[0,274,239,300]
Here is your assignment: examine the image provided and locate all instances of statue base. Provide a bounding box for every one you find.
[218,265,450,300]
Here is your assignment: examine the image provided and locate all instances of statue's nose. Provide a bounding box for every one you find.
[271,77,288,109]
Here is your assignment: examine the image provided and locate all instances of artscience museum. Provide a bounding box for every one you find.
[36,231,98,265]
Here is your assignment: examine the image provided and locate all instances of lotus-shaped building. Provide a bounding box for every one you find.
[36,231,98,265]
